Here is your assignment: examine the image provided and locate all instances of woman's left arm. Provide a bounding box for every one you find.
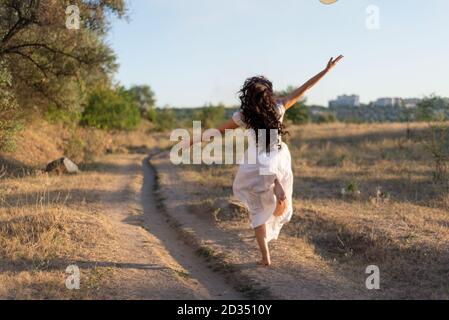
[278,55,344,110]
[217,118,240,134]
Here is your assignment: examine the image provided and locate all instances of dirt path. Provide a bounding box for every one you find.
[96,153,242,299]
[150,152,369,299]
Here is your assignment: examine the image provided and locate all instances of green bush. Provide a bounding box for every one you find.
[124,85,156,119]
[194,104,226,128]
[315,112,337,124]
[285,102,310,124]
[154,108,177,132]
[81,88,141,130]
[147,108,157,122]
[0,117,22,152]
[416,97,437,122]
[276,87,310,125]
[44,104,81,125]
[416,95,449,122]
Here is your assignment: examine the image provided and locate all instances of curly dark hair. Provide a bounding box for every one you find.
[238,76,288,150]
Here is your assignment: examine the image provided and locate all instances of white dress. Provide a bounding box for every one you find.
[232,102,293,242]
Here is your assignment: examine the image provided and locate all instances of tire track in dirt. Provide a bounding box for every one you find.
[137,153,244,299]
[147,153,277,299]
[80,153,243,300]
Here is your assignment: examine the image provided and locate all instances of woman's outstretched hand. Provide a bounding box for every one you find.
[325,55,344,72]
[276,54,344,110]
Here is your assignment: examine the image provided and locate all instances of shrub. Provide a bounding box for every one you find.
[44,104,81,126]
[64,130,86,164]
[416,95,449,122]
[123,85,156,119]
[421,122,449,192]
[276,87,310,124]
[315,112,337,124]
[416,97,437,121]
[81,88,141,130]
[147,108,157,122]
[0,61,22,152]
[286,104,310,124]
[83,129,109,162]
[194,104,226,128]
[63,128,110,164]
[154,108,177,132]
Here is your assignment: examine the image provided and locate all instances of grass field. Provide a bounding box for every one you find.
[169,122,449,299]
[0,121,171,299]
[1,120,449,299]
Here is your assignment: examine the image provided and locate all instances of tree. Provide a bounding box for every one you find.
[194,104,226,128]
[285,100,310,124]
[154,108,177,132]
[276,86,310,124]
[315,112,336,124]
[81,88,141,130]
[0,59,21,151]
[416,96,437,122]
[0,0,126,114]
[124,85,156,120]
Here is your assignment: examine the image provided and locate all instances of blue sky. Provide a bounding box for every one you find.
[107,0,449,107]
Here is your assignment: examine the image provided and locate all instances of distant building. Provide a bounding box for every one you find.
[373,97,402,107]
[329,95,360,108]
[402,98,421,108]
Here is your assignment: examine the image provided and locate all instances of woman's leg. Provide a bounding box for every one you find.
[273,199,286,217]
[254,223,271,266]
[273,178,287,217]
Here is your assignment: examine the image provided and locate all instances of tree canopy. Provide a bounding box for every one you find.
[276,86,310,124]
[0,0,126,113]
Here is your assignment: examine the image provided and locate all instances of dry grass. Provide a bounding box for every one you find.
[0,172,119,299]
[0,119,165,176]
[0,120,161,299]
[2,120,448,299]
[170,121,449,299]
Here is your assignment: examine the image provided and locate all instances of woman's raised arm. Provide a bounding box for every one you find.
[278,55,344,110]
